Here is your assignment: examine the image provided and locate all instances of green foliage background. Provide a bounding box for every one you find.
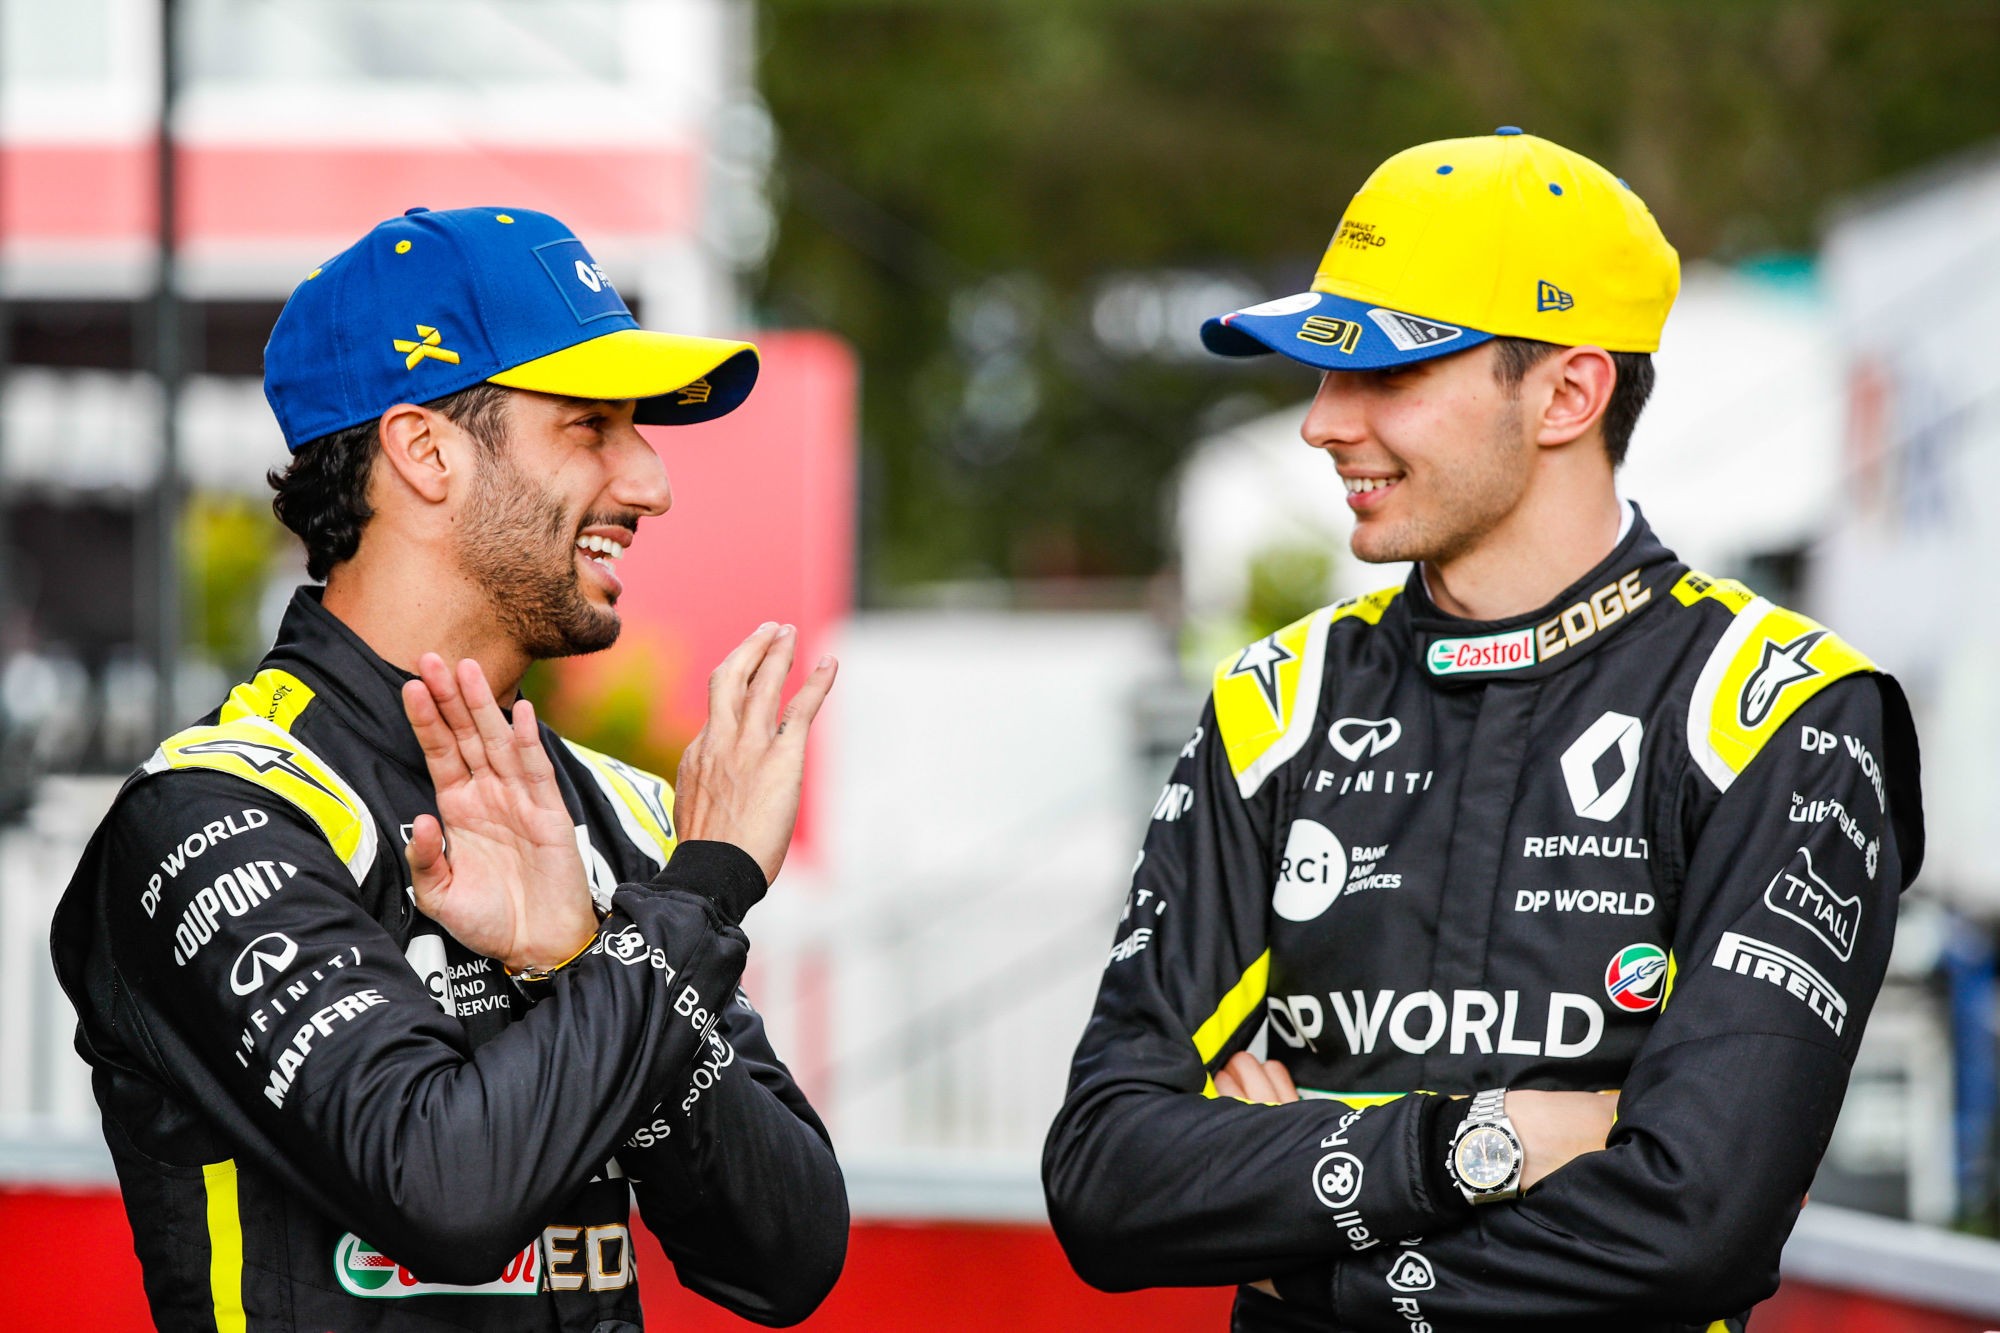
[753,0,2000,596]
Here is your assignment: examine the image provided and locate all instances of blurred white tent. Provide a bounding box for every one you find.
[1177,264,1841,617]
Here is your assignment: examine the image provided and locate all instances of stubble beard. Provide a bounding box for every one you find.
[457,448,622,660]
[1348,400,1534,568]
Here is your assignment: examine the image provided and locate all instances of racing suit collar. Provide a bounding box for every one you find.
[264,585,433,773]
[1405,503,1683,687]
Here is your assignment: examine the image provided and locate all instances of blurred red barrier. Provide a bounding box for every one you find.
[6,1184,1988,1331]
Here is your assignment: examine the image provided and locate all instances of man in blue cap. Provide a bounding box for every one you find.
[53,207,846,1331]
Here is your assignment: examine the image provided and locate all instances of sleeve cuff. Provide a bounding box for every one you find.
[1422,1094,1473,1213]
[651,840,769,925]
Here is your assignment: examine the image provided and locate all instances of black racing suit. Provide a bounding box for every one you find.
[1044,511,1924,1332]
[51,587,846,1332]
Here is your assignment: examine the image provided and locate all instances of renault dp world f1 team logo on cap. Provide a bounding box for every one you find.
[1604,942,1668,1013]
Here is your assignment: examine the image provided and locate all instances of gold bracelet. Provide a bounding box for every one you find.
[507,930,599,982]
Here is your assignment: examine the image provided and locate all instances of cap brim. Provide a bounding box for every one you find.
[1200,290,1492,370]
[487,329,760,425]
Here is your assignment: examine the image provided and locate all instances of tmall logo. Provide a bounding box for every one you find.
[1328,716,1402,762]
[1560,712,1643,822]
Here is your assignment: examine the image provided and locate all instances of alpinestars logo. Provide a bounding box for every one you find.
[1328,717,1401,761]
[1560,712,1643,822]
[1227,635,1297,724]
[1741,630,1827,728]
[1366,307,1463,353]
[178,737,341,799]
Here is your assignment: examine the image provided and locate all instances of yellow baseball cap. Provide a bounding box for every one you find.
[1202,128,1680,370]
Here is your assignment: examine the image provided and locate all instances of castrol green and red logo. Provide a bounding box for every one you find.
[333,1233,539,1298]
[1604,942,1668,1013]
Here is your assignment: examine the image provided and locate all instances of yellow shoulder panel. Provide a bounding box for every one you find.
[561,738,677,869]
[1211,587,1399,799]
[1678,572,1876,793]
[147,713,377,885]
[217,668,315,730]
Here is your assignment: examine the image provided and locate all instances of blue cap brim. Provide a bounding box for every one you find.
[1200,290,1493,370]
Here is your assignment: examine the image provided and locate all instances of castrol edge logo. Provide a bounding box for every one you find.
[1425,569,1652,677]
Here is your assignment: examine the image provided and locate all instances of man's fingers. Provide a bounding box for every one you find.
[708,623,781,726]
[405,813,451,910]
[778,655,839,739]
[457,658,524,780]
[510,700,564,806]
[1265,1058,1301,1104]
[1224,1051,1282,1105]
[743,625,797,733]
[418,652,490,772]
[1214,1066,1246,1101]
[402,679,472,788]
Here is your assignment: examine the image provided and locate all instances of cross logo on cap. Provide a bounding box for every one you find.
[392,325,462,371]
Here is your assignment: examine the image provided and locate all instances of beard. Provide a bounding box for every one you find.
[457,448,624,660]
[1348,399,1535,567]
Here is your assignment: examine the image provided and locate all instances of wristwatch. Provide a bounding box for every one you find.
[1447,1087,1525,1204]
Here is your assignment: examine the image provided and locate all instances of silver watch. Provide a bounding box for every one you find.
[1447,1088,1524,1204]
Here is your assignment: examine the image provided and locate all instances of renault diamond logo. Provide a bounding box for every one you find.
[1560,711,1643,822]
[1328,717,1402,761]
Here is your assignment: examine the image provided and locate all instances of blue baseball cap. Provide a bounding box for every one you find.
[263,206,760,451]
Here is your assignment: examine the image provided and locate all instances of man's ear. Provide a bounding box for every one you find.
[1533,345,1617,449]
[374,403,454,504]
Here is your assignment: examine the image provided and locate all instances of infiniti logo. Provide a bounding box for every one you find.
[1328,717,1402,762]
[229,932,299,997]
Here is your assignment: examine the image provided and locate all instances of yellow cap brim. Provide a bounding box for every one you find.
[487,329,760,425]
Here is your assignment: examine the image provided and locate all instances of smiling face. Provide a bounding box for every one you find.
[1299,343,1537,567]
[453,390,670,660]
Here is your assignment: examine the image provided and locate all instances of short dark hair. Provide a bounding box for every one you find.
[1489,338,1655,468]
[268,382,512,581]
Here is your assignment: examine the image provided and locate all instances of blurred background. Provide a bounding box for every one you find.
[4,1,2000,1328]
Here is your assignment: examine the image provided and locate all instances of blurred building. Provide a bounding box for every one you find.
[0,0,770,777]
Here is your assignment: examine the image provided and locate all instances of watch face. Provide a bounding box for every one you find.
[1455,1126,1518,1191]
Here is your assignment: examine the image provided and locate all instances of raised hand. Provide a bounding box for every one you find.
[673,622,838,884]
[400,654,598,973]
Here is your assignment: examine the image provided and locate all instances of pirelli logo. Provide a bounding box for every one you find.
[1711,930,1847,1036]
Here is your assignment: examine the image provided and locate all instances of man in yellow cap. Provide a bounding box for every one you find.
[54,207,845,1331]
[1046,130,1924,1330]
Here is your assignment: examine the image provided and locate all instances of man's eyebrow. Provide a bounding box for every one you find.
[556,396,634,412]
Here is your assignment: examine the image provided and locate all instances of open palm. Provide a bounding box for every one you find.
[400,654,597,973]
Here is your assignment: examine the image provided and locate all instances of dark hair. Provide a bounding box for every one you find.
[268,382,512,580]
[1489,338,1656,468]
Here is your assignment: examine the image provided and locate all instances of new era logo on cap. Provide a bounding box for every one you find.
[1537,280,1575,312]
[1366,308,1463,353]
